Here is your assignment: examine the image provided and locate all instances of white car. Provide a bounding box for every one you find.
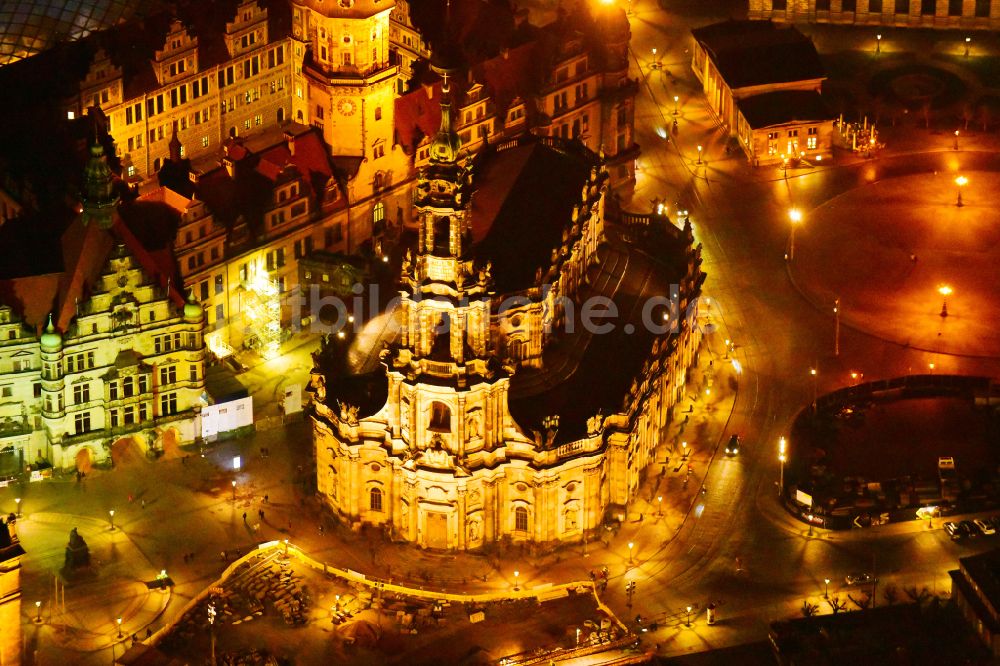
[974,518,996,536]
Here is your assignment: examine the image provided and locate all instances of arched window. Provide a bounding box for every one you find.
[373,201,385,222]
[277,107,285,123]
[514,506,529,532]
[369,487,383,512]
[327,465,337,500]
[429,402,451,432]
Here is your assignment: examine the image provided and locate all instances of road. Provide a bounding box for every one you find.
[602,0,1000,657]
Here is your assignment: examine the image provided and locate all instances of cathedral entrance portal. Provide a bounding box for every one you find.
[425,512,449,550]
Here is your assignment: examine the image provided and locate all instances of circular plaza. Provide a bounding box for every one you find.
[792,170,1000,358]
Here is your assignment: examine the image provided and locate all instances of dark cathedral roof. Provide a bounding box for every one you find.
[469,139,597,293]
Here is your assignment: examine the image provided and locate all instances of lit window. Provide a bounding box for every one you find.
[515,506,528,532]
[369,487,383,512]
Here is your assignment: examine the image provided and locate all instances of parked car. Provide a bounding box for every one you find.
[944,521,964,540]
[725,434,741,456]
[960,520,980,537]
[974,519,996,536]
[845,572,874,586]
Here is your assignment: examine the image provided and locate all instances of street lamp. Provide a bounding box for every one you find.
[628,541,634,564]
[954,130,960,150]
[117,616,123,638]
[824,578,830,598]
[938,285,952,317]
[231,479,237,501]
[965,36,971,57]
[778,437,787,496]
[833,298,840,357]
[685,605,693,627]
[35,601,41,623]
[807,514,814,537]
[650,48,661,70]
[955,175,967,207]
[681,441,688,458]
[109,509,115,531]
[673,95,680,116]
[14,498,20,518]
[876,33,882,54]
[514,570,520,591]
[696,145,703,165]
[788,208,802,261]
[810,368,818,411]
[657,495,663,516]
[576,627,581,646]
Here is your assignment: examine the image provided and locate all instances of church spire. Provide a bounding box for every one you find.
[81,138,119,229]
[429,73,462,164]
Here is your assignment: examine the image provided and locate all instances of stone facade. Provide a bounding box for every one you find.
[749,0,1000,30]
[310,75,704,550]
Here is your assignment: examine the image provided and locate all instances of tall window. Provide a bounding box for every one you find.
[429,402,451,431]
[73,383,90,405]
[869,0,882,12]
[842,0,856,10]
[514,506,529,532]
[369,487,383,512]
[895,0,909,13]
[160,392,178,415]
[373,201,385,224]
[976,0,990,16]
[921,0,935,14]
[771,0,787,8]
[74,412,92,434]
[815,0,830,9]
[160,365,177,385]
[109,382,118,400]
[949,0,963,14]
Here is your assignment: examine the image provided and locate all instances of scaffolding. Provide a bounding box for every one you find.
[243,269,282,359]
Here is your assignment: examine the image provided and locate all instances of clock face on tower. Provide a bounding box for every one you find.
[337,99,356,116]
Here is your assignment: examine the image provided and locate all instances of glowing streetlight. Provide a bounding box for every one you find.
[696,145,703,165]
[809,368,818,410]
[965,36,971,57]
[35,600,41,623]
[876,33,882,54]
[14,497,20,518]
[650,48,661,70]
[788,208,803,261]
[778,437,787,496]
[673,95,680,116]
[954,130,960,150]
[109,509,115,531]
[938,285,952,318]
[117,616,123,638]
[833,297,840,357]
[955,175,967,207]
[513,570,520,591]
[681,441,688,458]
[628,541,634,564]
[657,495,663,516]
[231,479,237,501]
[807,513,814,537]
[685,605,693,627]
[824,578,830,598]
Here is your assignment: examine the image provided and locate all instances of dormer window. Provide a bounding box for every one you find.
[339,0,354,8]
[343,35,352,44]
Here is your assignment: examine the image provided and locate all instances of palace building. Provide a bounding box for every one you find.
[749,0,1000,30]
[0,139,206,474]
[309,63,704,550]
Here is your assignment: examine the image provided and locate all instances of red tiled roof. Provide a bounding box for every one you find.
[55,218,115,331]
[0,274,60,331]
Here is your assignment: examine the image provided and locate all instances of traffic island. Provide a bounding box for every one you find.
[780,375,1000,529]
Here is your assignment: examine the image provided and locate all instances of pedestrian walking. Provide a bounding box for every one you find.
[141,498,145,509]
[259,509,264,521]
[264,494,269,504]
[242,511,247,523]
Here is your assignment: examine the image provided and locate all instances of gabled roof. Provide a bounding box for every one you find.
[737,90,834,129]
[691,20,825,90]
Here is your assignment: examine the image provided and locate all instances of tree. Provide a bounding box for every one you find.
[801,600,819,617]
[827,596,849,614]
[883,584,898,605]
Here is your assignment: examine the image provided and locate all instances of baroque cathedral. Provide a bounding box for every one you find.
[309,54,706,549]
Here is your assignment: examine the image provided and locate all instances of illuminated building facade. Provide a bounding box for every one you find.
[310,75,704,550]
[0,520,24,666]
[691,21,834,166]
[0,141,206,473]
[749,0,1000,30]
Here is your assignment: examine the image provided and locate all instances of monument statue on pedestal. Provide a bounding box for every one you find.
[63,528,90,571]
